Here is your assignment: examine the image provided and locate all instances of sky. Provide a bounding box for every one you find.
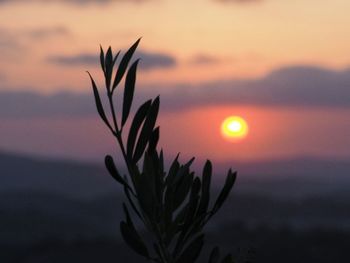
[0,0,350,163]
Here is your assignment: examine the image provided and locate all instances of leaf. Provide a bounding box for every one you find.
[120,221,149,259]
[133,96,160,162]
[99,45,105,73]
[87,72,111,130]
[159,150,165,178]
[174,177,201,254]
[153,243,163,261]
[105,46,114,91]
[148,126,160,153]
[105,155,125,186]
[212,169,237,215]
[183,157,196,171]
[123,203,134,228]
[149,150,162,207]
[221,254,234,263]
[133,154,156,219]
[164,182,174,231]
[113,51,120,67]
[175,234,204,263]
[123,183,142,220]
[197,160,212,217]
[164,203,188,246]
[113,38,141,91]
[209,247,220,263]
[127,99,152,160]
[135,172,155,219]
[166,156,194,187]
[173,171,194,210]
[184,177,201,224]
[165,153,180,186]
[122,59,139,127]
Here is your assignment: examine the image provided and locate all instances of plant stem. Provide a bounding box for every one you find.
[107,93,130,171]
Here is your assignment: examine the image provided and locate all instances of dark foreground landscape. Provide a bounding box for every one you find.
[1,152,349,262]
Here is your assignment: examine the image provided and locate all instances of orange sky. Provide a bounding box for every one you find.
[1,0,350,91]
[0,0,349,162]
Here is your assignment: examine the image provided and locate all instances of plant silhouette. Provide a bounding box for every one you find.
[88,39,237,263]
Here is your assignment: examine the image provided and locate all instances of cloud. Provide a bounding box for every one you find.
[47,54,98,66]
[1,65,350,119]
[155,65,350,110]
[24,26,69,39]
[137,51,176,70]
[0,29,21,50]
[0,0,147,5]
[188,54,222,65]
[0,91,95,119]
[0,28,27,58]
[47,50,177,71]
[152,65,350,111]
[0,26,69,53]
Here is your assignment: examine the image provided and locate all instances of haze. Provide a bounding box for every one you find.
[0,0,350,163]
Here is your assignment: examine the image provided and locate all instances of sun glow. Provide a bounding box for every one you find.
[221,116,249,141]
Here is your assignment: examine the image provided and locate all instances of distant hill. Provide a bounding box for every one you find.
[1,151,349,261]
[1,151,349,245]
[0,151,117,199]
[1,151,350,199]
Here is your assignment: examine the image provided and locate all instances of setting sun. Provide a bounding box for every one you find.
[221,116,249,141]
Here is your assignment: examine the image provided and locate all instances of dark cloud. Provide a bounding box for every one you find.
[0,29,20,50]
[0,26,69,53]
[0,91,95,119]
[1,65,350,119]
[137,51,176,70]
[156,65,350,111]
[47,54,97,66]
[24,26,69,39]
[0,29,27,58]
[47,50,177,71]
[188,54,222,65]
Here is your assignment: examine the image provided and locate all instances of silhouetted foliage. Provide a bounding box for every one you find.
[88,39,237,263]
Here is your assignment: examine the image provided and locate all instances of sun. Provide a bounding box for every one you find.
[221,116,249,141]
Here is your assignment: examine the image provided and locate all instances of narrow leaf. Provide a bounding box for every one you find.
[99,45,105,73]
[148,126,160,153]
[197,160,212,216]
[105,47,113,91]
[120,221,149,259]
[165,153,180,186]
[122,59,139,126]
[105,155,125,185]
[174,177,201,254]
[209,247,220,263]
[175,234,204,263]
[212,169,237,215]
[185,177,201,221]
[164,182,174,231]
[127,99,152,160]
[133,96,160,162]
[123,203,134,227]
[87,72,111,130]
[173,171,194,210]
[124,183,142,220]
[159,149,165,179]
[135,172,155,219]
[113,38,141,91]
[221,254,234,263]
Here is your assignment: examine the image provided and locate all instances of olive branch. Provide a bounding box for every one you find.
[88,39,237,263]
